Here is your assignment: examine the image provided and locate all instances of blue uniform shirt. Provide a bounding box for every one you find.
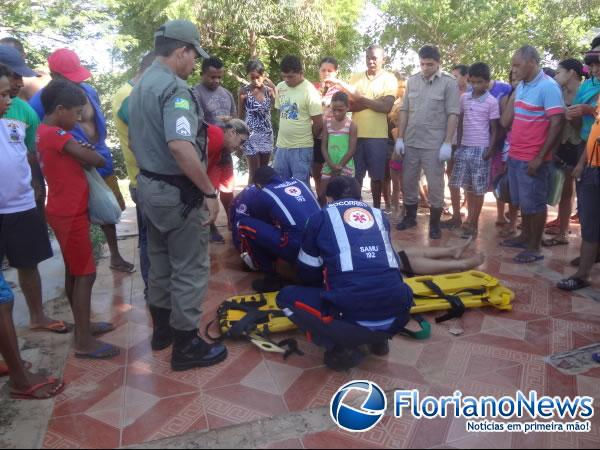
[30,83,114,177]
[298,198,413,321]
[253,177,320,235]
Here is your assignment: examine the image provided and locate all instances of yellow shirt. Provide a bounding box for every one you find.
[349,70,397,138]
[275,79,322,148]
[112,81,140,187]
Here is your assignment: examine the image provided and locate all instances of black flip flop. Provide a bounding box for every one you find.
[557,277,590,291]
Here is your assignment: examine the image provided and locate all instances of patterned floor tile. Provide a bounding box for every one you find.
[121,392,208,446]
[40,199,600,448]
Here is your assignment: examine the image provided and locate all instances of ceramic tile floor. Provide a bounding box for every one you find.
[41,199,600,449]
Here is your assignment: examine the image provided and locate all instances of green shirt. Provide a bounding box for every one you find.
[5,97,40,153]
[128,60,205,175]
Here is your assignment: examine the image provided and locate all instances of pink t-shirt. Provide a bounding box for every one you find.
[460,91,500,148]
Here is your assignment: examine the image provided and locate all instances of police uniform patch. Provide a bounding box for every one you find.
[176,116,192,136]
[284,186,302,197]
[174,98,190,110]
[237,203,248,214]
[343,207,374,230]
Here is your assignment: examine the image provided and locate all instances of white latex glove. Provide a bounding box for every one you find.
[394,138,405,156]
[439,142,452,162]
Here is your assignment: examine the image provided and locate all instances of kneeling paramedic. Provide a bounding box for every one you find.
[235,167,320,292]
[276,176,413,370]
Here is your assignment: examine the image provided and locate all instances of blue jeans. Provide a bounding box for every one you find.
[273,147,313,186]
[130,185,149,295]
[507,158,550,215]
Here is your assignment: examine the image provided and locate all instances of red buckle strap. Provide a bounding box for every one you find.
[294,300,333,324]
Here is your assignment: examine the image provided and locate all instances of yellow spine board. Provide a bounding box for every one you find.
[219,271,514,334]
[406,271,498,296]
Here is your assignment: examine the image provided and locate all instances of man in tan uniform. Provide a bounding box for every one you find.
[395,45,460,239]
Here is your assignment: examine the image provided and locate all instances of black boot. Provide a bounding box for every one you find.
[252,273,284,293]
[324,346,365,371]
[149,306,174,351]
[429,207,443,240]
[369,340,390,356]
[171,329,228,371]
[396,204,418,230]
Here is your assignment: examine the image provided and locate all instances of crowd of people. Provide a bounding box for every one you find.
[1,18,600,395]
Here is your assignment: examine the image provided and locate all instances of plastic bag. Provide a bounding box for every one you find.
[0,272,14,302]
[85,168,122,225]
[547,165,565,207]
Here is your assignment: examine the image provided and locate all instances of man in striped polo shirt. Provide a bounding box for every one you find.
[500,46,564,264]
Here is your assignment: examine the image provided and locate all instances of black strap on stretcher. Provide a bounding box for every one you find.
[413,279,487,323]
[398,250,416,278]
[205,296,303,360]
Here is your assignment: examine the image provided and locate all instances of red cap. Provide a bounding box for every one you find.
[48,49,91,83]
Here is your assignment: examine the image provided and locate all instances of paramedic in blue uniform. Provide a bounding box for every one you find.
[276,176,413,369]
[235,167,320,292]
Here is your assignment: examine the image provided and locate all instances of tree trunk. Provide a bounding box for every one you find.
[249,28,258,58]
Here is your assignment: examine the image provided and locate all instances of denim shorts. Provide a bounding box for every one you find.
[507,158,550,215]
[577,167,600,242]
[273,147,313,186]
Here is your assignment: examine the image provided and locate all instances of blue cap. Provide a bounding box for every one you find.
[0,45,38,77]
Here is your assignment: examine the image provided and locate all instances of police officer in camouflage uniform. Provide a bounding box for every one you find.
[129,20,227,371]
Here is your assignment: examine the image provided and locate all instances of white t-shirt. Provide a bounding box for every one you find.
[0,118,35,214]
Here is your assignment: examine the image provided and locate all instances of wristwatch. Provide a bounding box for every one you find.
[203,189,218,199]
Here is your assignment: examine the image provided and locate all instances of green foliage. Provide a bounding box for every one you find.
[90,224,107,261]
[92,72,129,178]
[105,0,365,176]
[375,0,600,78]
[109,0,365,94]
[0,0,114,68]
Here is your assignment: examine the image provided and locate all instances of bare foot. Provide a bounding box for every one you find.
[498,226,517,238]
[461,253,485,270]
[453,236,474,259]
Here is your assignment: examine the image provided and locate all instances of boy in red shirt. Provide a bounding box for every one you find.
[37,80,119,359]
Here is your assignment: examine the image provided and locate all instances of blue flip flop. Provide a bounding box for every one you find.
[514,250,544,264]
[75,343,120,359]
